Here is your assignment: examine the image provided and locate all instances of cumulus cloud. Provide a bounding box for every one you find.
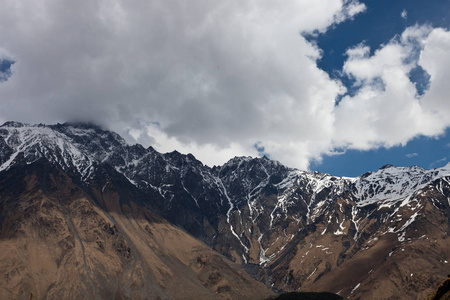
[419,28,450,118]
[335,25,448,151]
[0,1,450,170]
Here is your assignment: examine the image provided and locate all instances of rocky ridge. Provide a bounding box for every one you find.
[1,121,449,299]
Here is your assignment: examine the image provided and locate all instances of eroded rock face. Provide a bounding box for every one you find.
[0,159,273,300]
[1,122,450,299]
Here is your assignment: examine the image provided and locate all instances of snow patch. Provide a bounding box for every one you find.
[351,283,361,294]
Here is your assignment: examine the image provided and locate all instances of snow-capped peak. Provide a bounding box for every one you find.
[353,164,450,206]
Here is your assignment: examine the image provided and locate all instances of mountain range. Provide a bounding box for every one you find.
[0,121,449,299]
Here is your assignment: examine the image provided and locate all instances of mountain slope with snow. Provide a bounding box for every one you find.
[0,121,449,299]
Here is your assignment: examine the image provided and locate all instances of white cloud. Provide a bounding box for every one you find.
[127,121,259,167]
[419,28,450,121]
[1,2,450,171]
[401,9,407,20]
[406,153,418,158]
[335,25,448,152]
[334,0,367,24]
[345,43,370,59]
[343,42,410,84]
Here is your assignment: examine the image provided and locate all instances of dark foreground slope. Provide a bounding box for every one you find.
[427,276,450,300]
[0,159,273,299]
[270,291,343,300]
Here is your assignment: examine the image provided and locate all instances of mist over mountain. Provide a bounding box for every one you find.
[1,122,449,299]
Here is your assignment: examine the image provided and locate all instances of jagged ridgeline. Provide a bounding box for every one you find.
[0,121,449,299]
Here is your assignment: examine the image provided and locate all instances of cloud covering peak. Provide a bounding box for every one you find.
[0,0,449,170]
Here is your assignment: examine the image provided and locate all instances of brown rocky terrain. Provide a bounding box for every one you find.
[0,159,273,299]
[2,122,450,300]
[264,178,450,299]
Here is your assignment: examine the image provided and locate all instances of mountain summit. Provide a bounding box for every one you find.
[1,122,449,299]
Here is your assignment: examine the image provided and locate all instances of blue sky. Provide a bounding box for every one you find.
[1,0,450,176]
[308,0,450,176]
[311,129,450,177]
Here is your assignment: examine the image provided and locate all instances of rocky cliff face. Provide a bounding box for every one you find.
[1,121,449,299]
[0,157,273,300]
